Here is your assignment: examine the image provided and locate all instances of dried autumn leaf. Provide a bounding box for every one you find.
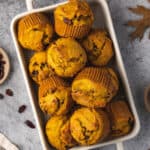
[126,0,150,40]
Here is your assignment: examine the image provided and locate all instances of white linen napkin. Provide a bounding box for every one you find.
[0,133,19,150]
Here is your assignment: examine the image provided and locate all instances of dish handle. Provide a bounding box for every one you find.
[25,0,33,11]
[116,142,124,150]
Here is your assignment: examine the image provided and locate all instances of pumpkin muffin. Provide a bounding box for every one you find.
[39,76,73,116]
[70,107,110,145]
[106,101,134,137]
[72,67,119,108]
[18,13,53,51]
[47,38,87,77]
[54,0,94,39]
[29,51,54,84]
[82,29,113,66]
[46,115,76,150]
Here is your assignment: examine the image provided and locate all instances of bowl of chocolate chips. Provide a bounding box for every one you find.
[0,48,10,84]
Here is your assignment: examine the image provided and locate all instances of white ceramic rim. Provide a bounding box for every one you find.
[10,0,141,150]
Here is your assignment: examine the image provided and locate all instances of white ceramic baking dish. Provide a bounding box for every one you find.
[10,0,140,150]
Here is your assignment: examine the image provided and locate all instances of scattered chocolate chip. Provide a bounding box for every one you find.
[25,120,36,129]
[0,93,4,99]
[18,105,26,113]
[63,17,72,25]
[6,89,13,96]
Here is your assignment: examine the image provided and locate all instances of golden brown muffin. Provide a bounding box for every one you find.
[54,0,94,39]
[29,51,54,84]
[18,13,53,51]
[39,76,73,116]
[70,107,110,145]
[106,100,134,137]
[46,115,76,150]
[82,29,113,66]
[72,67,119,108]
[47,38,87,77]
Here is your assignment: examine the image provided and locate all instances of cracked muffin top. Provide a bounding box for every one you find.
[70,107,110,145]
[54,0,94,26]
[47,38,87,77]
[82,29,113,66]
[72,67,119,108]
[29,51,54,84]
[39,75,73,116]
[18,13,53,51]
[46,115,76,150]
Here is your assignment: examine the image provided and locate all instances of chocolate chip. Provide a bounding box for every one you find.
[33,62,38,66]
[33,28,38,31]
[32,70,38,76]
[18,105,26,113]
[6,89,14,96]
[0,93,4,99]
[25,120,36,129]
[51,88,57,93]
[63,18,72,25]
[40,63,45,70]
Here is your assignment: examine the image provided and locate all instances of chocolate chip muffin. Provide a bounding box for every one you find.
[29,51,54,84]
[54,0,94,39]
[18,13,53,51]
[47,38,87,77]
[46,115,76,150]
[82,29,113,66]
[39,76,73,116]
[70,107,110,145]
[72,67,119,108]
[106,101,134,137]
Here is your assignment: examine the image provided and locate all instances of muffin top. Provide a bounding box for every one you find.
[54,0,94,26]
[46,115,75,150]
[29,51,54,84]
[39,76,73,115]
[47,38,87,77]
[70,107,110,145]
[82,29,113,66]
[18,13,53,51]
[46,115,68,150]
[72,67,119,107]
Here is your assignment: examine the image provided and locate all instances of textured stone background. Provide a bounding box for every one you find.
[0,0,150,150]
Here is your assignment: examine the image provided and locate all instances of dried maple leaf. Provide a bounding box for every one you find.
[126,0,150,40]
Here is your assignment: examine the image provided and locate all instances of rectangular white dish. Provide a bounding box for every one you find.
[10,0,140,150]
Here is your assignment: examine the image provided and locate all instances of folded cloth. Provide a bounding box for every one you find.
[0,133,19,150]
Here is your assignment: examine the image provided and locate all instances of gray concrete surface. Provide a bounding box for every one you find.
[0,0,150,150]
